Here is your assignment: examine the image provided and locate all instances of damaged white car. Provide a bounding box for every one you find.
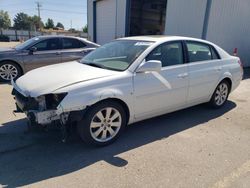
[12,36,243,146]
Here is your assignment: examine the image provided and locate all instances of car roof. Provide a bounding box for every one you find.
[118,35,212,44]
[35,35,87,41]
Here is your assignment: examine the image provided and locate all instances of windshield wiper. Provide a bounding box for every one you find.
[87,62,106,69]
[85,62,122,72]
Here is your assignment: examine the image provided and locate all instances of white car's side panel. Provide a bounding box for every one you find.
[187,60,222,104]
[133,64,188,120]
[55,72,135,124]
[12,36,242,128]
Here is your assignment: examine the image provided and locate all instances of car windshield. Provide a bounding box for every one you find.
[80,40,154,71]
[15,37,40,50]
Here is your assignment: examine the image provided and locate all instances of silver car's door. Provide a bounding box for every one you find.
[22,38,62,72]
[133,41,189,121]
[185,41,222,105]
[61,38,88,62]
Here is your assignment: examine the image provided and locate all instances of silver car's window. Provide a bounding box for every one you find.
[62,38,86,49]
[32,38,61,51]
[81,40,154,71]
[14,37,40,50]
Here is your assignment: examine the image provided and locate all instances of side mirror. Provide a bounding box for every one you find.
[136,60,162,73]
[29,47,37,54]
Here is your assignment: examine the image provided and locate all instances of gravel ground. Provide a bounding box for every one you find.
[0,70,250,187]
[0,42,20,48]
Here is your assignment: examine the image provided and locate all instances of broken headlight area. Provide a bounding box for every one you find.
[12,88,39,112]
[44,93,67,110]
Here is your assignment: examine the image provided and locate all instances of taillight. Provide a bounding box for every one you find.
[238,59,243,69]
[238,59,243,78]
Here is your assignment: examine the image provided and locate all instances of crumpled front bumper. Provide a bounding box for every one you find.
[11,80,63,125]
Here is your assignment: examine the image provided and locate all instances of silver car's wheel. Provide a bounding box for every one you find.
[0,62,21,81]
[77,100,127,146]
[209,80,230,108]
[90,107,122,142]
[214,83,228,106]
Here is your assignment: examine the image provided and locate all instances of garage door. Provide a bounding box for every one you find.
[96,0,116,45]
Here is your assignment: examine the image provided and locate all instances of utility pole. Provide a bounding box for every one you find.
[70,20,72,29]
[36,2,42,30]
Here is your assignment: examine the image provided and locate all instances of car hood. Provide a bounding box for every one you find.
[0,47,17,54]
[15,61,118,97]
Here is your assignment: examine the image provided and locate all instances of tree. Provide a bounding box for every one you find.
[68,28,76,32]
[83,24,88,33]
[0,10,11,29]
[13,12,31,30]
[30,15,44,31]
[45,18,54,29]
[56,22,64,29]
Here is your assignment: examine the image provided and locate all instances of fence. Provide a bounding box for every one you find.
[0,29,41,41]
[0,29,88,41]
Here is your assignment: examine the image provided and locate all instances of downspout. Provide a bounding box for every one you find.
[202,0,212,39]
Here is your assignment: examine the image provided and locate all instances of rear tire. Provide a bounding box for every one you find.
[77,100,127,146]
[0,61,22,82]
[209,80,230,108]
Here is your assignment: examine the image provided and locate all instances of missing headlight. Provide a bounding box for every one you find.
[45,93,67,110]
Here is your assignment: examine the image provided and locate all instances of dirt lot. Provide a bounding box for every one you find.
[0,72,249,188]
[0,42,20,48]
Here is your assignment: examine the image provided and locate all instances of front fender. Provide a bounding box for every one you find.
[57,84,133,113]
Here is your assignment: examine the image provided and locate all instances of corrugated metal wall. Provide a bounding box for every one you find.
[87,0,94,42]
[206,0,250,67]
[87,0,126,44]
[165,0,207,38]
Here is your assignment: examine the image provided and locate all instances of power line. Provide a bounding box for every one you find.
[36,2,42,30]
[43,2,87,7]
[41,9,87,15]
[0,3,24,7]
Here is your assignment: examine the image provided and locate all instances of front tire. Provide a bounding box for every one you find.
[77,101,127,146]
[0,61,22,82]
[209,80,230,108]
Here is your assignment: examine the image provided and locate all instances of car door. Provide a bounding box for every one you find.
[133,41,189,120]
[23,38,62,72]
[61,38,88,62]
[185,41,221,105]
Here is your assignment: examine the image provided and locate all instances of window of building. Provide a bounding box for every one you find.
[129,0,167,36]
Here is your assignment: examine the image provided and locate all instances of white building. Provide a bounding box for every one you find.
[87,0,250,67]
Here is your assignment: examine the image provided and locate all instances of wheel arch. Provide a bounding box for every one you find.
[221,77,232,92]
[0,59,24,75]
[90,98,130,125]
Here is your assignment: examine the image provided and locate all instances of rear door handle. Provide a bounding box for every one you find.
[177,73,188,79]
[215,67,222,71]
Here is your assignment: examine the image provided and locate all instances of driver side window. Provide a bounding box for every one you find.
[146,42,184,67]
[32,38,60,51]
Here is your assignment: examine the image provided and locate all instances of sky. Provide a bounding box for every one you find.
[0,0,87,30]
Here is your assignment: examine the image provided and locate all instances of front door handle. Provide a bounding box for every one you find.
[215,67,222,71]
[56,52,61,55]
[177,73,188,79]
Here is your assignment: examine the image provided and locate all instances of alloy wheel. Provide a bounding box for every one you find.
[90,107,122,142]
[0,64,18,80]
[214,83,228,106]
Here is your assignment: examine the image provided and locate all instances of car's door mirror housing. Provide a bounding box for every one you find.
[29,47,37,54]
[136,60,162,73]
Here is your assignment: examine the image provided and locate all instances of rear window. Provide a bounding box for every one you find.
[62,38,86,49]
[186,42,220,62]
[187,42,212,62]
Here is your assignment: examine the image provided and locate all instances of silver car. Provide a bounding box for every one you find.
[0,35,99,81]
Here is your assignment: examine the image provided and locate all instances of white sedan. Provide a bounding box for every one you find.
[12,36,243,146]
